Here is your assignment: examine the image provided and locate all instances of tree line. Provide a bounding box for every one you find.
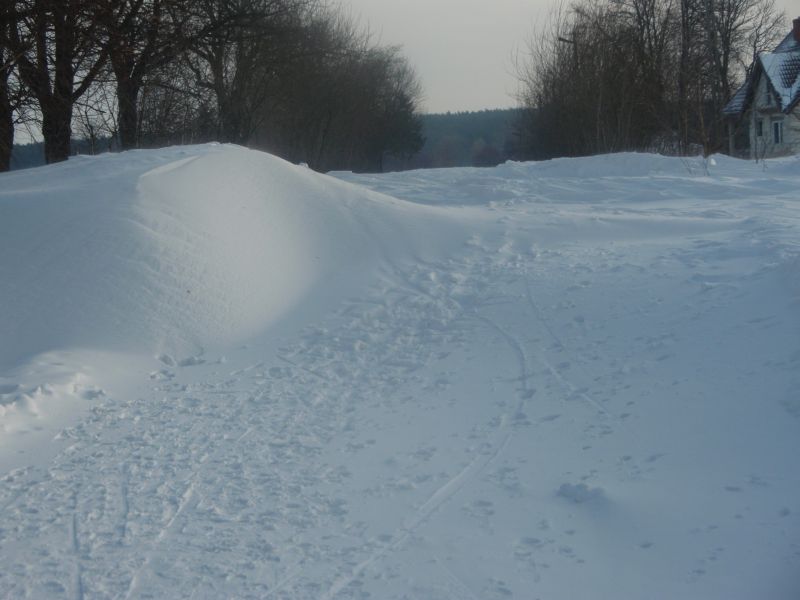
[0,0,424,173]
[382,109,523,171]
[515,0,787,159]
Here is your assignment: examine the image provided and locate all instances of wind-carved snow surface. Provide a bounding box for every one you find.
[0,146,799,599]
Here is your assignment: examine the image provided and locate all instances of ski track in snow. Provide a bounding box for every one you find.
[0,254,502,599]
[1,151,800,599]
[0,237,566,598]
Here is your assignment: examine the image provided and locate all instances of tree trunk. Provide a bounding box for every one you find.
[41,98,73,164]
[0,71,12,172]
[0,104,12,173]
[117,79,140,150]
[678,0,691,153]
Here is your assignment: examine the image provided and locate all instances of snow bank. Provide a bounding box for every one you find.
[0,144,458,368]
[336,152,800,207]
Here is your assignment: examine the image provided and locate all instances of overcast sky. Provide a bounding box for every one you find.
[344,0,799,114]
[343,0,542,113]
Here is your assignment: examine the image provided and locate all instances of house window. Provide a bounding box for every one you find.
[764,85,772,106]
[773,120,783,144]
[756,120,764,137]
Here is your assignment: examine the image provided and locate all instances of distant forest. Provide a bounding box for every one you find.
[384,109,524,171]
[11,108,526,172]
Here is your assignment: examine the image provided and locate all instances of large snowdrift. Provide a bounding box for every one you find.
[0,145,460,368]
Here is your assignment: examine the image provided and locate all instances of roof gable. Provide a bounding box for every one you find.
[775,30,800,53]
[759,51,800,111]
[723,26,800,116]
[722,79,750,115]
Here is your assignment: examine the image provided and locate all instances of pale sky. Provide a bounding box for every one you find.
[344,0,543,113]
[344,0,799,114]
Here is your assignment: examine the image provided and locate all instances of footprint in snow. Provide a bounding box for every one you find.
[538,413,561,423]
[149,369,174,381]
[178,355,205,367]
[557,483,606,504]
[157,353,177,366]
[82,388,105,400]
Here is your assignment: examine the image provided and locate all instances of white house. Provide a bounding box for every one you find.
[723,18,800,158]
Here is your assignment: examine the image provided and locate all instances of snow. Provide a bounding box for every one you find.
[1,145,799,599]
[760,51,800,110]
[0,145,463,367]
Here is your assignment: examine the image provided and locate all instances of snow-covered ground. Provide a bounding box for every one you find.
[0,145,798,599]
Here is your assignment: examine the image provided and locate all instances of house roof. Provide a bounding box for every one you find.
[775,28,800,53]
[722,80,750,115]
[760,51,800,110]
[723,27,800,116]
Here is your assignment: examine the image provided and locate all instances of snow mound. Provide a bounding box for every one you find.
[336,152,800,209]
[497,151,800,179]
[0,144,454,367]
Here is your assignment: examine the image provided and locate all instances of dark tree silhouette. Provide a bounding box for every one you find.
[7,0,109,163]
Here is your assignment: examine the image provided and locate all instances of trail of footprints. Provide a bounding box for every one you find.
[0,232,745,598]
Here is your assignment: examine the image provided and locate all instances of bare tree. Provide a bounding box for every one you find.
[73,79,118,153]
[183,0,315,144]
[138,59,216,146]
[2,0,426,171]
[7,0,109,163]
[0,1,37,171]
[266,16,424,172]
[742,0,785,69]
[91,0,195,150]
[515,0,787,159]
[0,2,20,171]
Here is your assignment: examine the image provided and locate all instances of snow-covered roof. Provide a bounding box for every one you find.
[760,48,800,111]
[723,27,800,116]
[775,28,800,53]
[722,80,750,115]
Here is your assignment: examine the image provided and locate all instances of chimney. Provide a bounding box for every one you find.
[794,17,800,42]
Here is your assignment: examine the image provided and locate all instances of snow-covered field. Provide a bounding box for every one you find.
[0,144,798,599]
